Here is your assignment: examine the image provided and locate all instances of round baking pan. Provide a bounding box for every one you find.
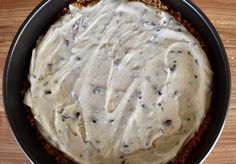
[3,0,231,163]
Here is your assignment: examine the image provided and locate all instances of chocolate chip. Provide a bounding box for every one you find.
[170,50,175,53]
[156,28,161,31]
[108,119,114,123]
[123,144,129,148]
[39,76,44,81]
[44,90,52,95]
[195,59,199,65]
[158,103,162,106]
[163,119,172,126]
[120,155,124,159]
[151,22,156,26]
[174,60,177,63]
[195,75,198,78]
[177,28,182,32]
[121,160,126,164]
[157,90,162,95]
[187,118,191,121]
[170,64,176,72]
[75,112,80,118]
[92,118,97,123]
[93,87,101,94]
[177,51,182,53]
[57,108,64,114]
[174,90,178,95]
[65,39,69,45]
[141,104,145,108]
[47,63,53,70]
[76,56,81,61]
[114,58,121,66]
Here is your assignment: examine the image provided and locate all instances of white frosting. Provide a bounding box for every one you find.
[24,0,213,163]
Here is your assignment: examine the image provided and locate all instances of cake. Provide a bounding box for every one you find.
[23,0,213,163]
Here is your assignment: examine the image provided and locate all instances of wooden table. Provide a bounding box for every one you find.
[0,0,235,163]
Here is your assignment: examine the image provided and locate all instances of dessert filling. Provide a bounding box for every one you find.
[24,0,213,163]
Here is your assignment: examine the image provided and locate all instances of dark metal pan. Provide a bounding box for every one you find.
[3,0,231,163]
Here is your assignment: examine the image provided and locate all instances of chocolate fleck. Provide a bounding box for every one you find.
[177,28,182,32]
[57,108,64,114]
[151,22,156,26]
[163,119,172,126]
[45,90,52,95]
[75,112,80,118]
[174,90,178,95]
[47,63,53,67]
[114,58,121,66]
[65,39,69,45]
[76,56,81,61]
[108,119,114,123]
[123,144,129,148]
[93,87,101,94]
[92,118,97,123]
[170,64,176,72]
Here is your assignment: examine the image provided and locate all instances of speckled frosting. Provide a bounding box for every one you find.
[24,0,213,163]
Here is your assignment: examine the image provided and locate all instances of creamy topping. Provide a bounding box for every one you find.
[24,0,212,163]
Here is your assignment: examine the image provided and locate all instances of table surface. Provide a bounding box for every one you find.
[0,0,236,163]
